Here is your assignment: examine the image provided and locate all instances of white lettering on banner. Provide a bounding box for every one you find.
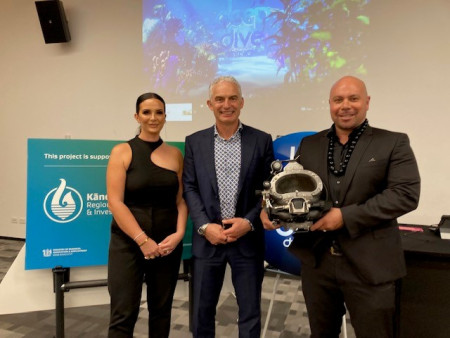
[58,154,83,160]
[94,209,112,215]
[86,202,108,208]
[47,247,88,257]
[86,193,108,201]
[43,153,110,161]
[89,154,110,160]
[86,194,111,216]
[44,153,58,159]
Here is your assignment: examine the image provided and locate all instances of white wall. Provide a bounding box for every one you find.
[1,0,450,239]
[0,0,146,238]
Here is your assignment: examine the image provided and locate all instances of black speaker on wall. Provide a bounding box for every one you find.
[35,0,71,44]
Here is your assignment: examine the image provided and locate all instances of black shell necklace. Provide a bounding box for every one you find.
[328,119,368,176]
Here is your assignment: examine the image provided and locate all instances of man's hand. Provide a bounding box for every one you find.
[260,209,280,230]
[222,217,252,242]
[310,207,344,232]
[204,223,228,245]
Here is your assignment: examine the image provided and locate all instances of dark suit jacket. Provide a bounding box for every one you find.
[289,126,421,285]
[183,124,274,259]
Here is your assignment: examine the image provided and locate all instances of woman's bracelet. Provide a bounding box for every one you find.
[133,231,145,241]
[138,237,149,247]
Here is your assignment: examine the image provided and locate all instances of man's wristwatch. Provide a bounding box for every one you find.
[198,224,209,236]
[244,218,255,231]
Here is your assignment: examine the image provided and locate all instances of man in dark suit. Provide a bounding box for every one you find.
[183,76,274,337]
[288,76,420,337]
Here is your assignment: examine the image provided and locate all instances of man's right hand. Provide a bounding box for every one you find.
[204,223,228,245]
[260,209,280,230]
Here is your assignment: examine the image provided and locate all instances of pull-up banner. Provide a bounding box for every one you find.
[26,139,121,270]
[26,139,191,270]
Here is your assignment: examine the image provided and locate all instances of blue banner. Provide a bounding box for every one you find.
[26,139,192,270]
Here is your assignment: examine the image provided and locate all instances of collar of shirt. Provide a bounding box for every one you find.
[326,119,369,143]
[214,121,243,140]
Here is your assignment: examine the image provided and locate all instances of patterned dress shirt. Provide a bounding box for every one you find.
[214,123,242,220]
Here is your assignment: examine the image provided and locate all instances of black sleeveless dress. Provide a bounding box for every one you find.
[108,136,183,337]
[112,136,179,241]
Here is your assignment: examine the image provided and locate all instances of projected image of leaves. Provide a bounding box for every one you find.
[143,2,218,97]
[267,0,370,84]
[142,0,370,99]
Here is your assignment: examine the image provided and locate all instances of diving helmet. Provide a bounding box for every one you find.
[261,158,331,232]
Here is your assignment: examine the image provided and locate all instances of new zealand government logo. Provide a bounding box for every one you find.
[43,179,83,223]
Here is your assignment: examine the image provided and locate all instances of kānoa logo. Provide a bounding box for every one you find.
[43,179,83,223]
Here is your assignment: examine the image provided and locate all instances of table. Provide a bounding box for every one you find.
[399,225,450,338]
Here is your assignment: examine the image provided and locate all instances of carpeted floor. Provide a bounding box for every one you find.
[0,238,354,337]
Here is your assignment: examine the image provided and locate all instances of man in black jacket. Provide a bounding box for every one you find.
[288,76,420,337]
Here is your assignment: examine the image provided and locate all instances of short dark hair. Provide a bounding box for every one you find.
[135,92,166,113]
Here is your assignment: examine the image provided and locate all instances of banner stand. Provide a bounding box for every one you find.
[53,266,69,338]
[52,260,192,338]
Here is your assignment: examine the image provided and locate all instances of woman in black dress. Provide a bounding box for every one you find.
[106,92,187,337]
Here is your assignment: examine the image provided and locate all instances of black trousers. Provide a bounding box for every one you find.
[107,230,182,338]
[301,251,397,338]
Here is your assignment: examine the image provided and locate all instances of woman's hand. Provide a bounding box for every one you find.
[139,237,160,260]
[157,232,183,257]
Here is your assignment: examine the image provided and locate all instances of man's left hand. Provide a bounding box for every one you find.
[310,207,344,232]
[222,217,252,242]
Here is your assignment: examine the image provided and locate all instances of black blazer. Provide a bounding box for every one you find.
[289,126,421,285]
[183,124,274,259]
